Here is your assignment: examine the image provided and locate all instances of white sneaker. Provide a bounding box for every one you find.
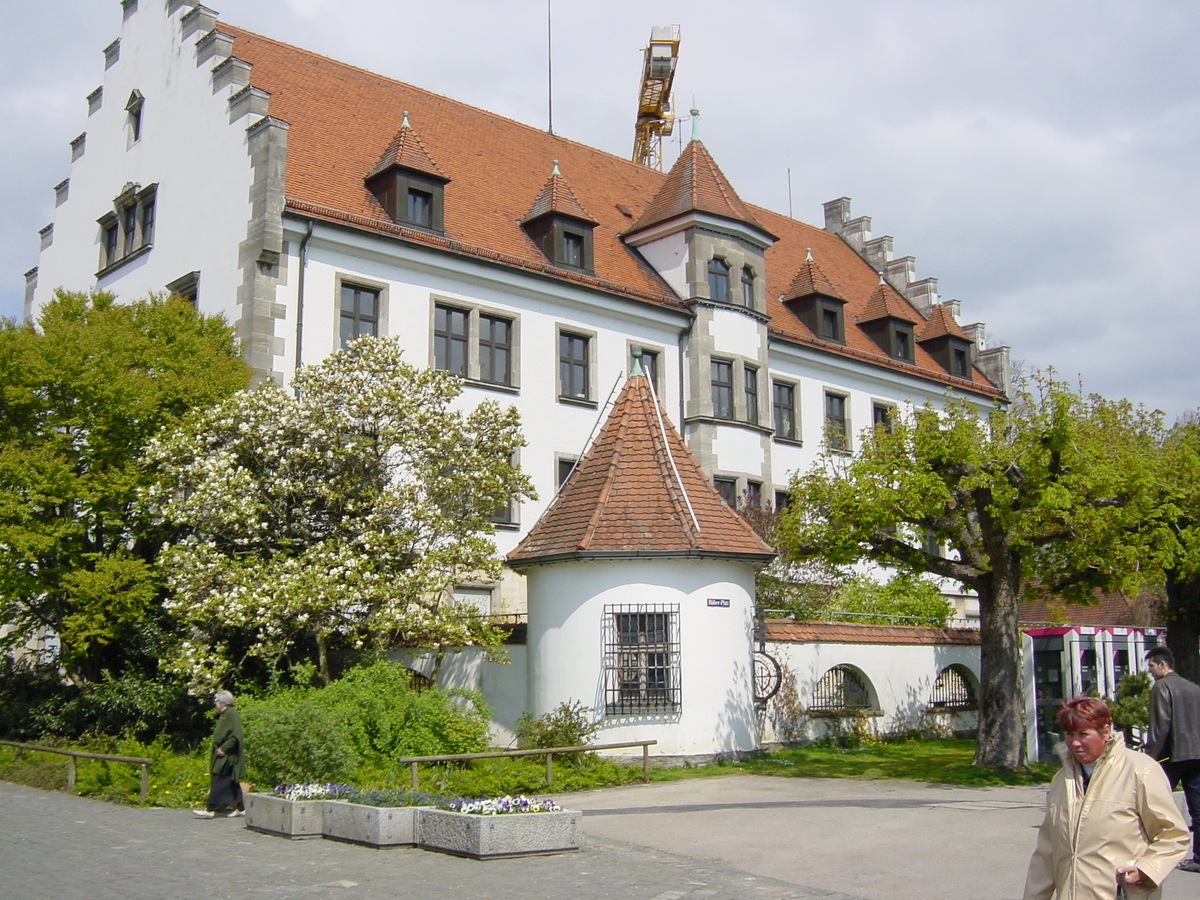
[192,809,216,818]
[230,809,245,818]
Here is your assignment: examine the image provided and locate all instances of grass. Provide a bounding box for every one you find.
[0,737,1055,806]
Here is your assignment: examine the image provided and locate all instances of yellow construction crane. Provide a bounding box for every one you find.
[632,26,681,170]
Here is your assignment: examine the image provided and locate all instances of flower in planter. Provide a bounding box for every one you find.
[441,794,563,815]
[270,783,445,807]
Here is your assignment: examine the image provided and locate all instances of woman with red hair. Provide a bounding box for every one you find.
[1024,696,1188,899]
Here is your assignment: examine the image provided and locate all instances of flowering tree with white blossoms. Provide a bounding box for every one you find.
[145,337,534,687]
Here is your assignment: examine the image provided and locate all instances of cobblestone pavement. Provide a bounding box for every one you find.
[0,781,862,900]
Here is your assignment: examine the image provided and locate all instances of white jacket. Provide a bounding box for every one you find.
[1023,733,1188,899]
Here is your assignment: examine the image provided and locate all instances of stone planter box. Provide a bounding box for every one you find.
[322,800,426,848]
[416,808,582,858]
[244,792,325,839]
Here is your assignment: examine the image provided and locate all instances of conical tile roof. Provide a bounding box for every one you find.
[521,162,596,224]
[783,249,844,302]
[366,112,446,181]
[626,140,770,236]
[859,278,920,324]
[507,374,775,566]
[918,302,970,341]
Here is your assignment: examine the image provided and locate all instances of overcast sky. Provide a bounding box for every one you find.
[4,1,1197,419]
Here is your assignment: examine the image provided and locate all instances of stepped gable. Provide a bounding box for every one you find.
[507,374,775,566]
[626,139,772,237]
[521,163,596,224]
[782,250,843,302]
[219,23,1003,399]
[918,302,970,341]
[859,278,920,324]
[367,113,446,180]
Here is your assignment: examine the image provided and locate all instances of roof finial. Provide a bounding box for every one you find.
[401,110,410,128]
[690,106,700,142]
[630,345,644,377]
[878,271,886,284]
[552,159,561,176]
[806,247,813,262]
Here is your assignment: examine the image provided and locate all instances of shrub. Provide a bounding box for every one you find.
[240,699,359,787]
[514,700,597,762]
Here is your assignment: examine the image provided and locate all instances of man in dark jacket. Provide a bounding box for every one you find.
[193,690,246,818]
[1145,646,1200,872]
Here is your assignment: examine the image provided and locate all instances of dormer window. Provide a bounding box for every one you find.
[406,188,434,228]
[563,231,584,268]
[708,257,730,301]
[368,168,446,232]
[819,303,844,342]
[952,347,969,377]
[893,325,914,362]
[523,215,594,272]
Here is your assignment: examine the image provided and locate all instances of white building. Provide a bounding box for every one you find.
[25,1,1016,752]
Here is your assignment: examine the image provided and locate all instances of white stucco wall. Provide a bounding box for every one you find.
[523,556,759,756]
[763,639,980,742]
[31,3,254,324]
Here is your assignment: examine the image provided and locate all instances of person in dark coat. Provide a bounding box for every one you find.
[193,690,246,818]
[1145,646,1200,872]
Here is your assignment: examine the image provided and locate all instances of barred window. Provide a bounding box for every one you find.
[810,665,873,712]
[604,604,680,714]
[929,665,977,709]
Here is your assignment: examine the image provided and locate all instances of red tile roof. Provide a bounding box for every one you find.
[521,163,596,224]
[765,619,981,646]
[1018,590,1164,628]
[782,249,844,303]
[627,139,770,236]
[918,303,970,341]
[221,24,1003,399]
[507,374,776,566]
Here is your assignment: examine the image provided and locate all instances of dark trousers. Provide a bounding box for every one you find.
[206,772,244,812]
[1163,758,1200,858]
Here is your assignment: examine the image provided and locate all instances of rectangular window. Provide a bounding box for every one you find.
[407,188,434,228]
[952,347,969,377]
[559,332,590,401]
[825,392,849,451]
[872,403,894,433]
[708,258,730,302]
[605,605,680,714]
[478,314,512,385]
[893,326,913,361]
[140,199,155,246]
[98,184,157,272]
[434,304,469,376]
[562,231,584,268]
[122,203,138,256]
[744,365,759,425]
[711,359,733,419]
[745,480,762,509]
[489,452,518,526]
[340,284,380,348]
[557,457,578,489]
[774,490,791,511]
[713,476,738,507]
[820,307,841,340]
[773,381,796,440]
[103,222,119,267]
[741,266,755,307]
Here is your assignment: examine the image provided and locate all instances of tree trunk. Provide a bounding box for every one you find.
[1164,573,1200,683]
[315,631,331,686]
[973,564,1026,769]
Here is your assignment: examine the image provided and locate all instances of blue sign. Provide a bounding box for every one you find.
[707,598,730,607]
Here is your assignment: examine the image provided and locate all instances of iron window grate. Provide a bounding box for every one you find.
[929,665,977,709]
[604,604,680,715]
[810,664,872,712]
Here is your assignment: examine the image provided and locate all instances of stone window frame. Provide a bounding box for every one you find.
[740,265,756,307]
[432,298,520,392]
[165,271,200,307]
[710,358,734,419]
[338,279,384,350]
[824,390,851,453]
[772,379,799,443]
[707,256,731,302]
[557,326,595,406]
[96,183,157,276]
[627,341,664,395]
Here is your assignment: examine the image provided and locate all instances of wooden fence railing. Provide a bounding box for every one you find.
[0,739,153,801]
[397,740,657,790]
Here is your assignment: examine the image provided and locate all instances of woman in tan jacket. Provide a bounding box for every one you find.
[1024,696,1189,899]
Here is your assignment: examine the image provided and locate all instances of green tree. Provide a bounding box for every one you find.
[0,291,251,684]
[774,376,1160,769]
[145,336,535,688]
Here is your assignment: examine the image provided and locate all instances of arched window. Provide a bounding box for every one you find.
[810,665,873,712]
[929,664,977,709]
[741,265,755,307]
[707,257,730,302]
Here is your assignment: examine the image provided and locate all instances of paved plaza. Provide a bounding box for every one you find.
[0,775,1194,900]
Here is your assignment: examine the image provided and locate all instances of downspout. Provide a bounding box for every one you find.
[294,219,315,393]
